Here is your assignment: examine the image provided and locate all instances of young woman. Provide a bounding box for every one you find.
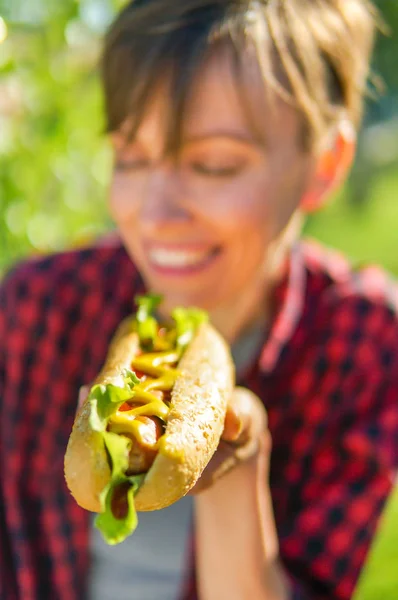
[1,1,397,599]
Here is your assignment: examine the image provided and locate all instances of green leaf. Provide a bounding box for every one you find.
[135,293,163,345]
[172,307,208,350]
[122,368,141,389]
[102,430,131,476]
[89,370,140,432]
[86,339,145,544]
[94,432,145,545]
[135,293,163,316]
[94,474,144,545]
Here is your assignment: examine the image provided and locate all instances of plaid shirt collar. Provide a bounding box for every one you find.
[259,243,306,374]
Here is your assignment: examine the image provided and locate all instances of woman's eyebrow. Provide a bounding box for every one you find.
[183,131,262,147]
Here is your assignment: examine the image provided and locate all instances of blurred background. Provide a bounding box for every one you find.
[0,0,397,277]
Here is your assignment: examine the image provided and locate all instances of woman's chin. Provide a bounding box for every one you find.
[139,252,227,309]
[150,288,216,312]
[141,280,223,314]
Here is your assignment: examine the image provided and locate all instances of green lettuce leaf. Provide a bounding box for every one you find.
[94,431,145,545]
[94,475,143,545]
[102,430,131,476]
[135,293,163,346]
[172,307,208,350]
[89,369,140,432]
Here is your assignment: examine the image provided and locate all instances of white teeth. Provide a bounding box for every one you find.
[148,248,212,268]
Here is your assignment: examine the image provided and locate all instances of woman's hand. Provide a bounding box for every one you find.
[194,388,290,600]
[190,386,271,494]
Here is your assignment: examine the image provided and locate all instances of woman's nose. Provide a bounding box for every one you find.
[139,166,191,227]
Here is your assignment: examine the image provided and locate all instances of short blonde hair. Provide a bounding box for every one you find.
[102,0,378,150]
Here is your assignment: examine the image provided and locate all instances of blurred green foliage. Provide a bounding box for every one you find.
[0,0,397,275]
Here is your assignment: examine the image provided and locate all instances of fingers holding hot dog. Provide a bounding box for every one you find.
[190,387,270,494]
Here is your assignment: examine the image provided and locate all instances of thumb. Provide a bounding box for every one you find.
[222,387,266,444]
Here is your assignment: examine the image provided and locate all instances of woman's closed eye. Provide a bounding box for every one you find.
[114,157,150,172]
[112,138,150,172]
[114,158,245,177]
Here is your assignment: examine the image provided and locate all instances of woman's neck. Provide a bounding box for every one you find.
[207,284,270,345]
[208,240,292,344]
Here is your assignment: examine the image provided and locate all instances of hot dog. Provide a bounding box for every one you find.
[64,295,234,544]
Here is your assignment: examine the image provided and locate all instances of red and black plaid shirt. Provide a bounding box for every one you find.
[1,238,398,600]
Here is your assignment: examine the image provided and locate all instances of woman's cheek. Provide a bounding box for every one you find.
[109,174,140,221]
[189,177,267,226]
[215,189,270,236]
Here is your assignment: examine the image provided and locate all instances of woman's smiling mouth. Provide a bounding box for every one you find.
[146,245,222,275]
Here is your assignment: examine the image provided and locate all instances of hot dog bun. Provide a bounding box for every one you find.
[64,321,234,514]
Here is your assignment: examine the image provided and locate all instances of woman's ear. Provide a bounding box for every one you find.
[301,120,357,213]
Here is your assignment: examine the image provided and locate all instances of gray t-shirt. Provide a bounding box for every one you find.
[88,322,266,600]
[88,496,193,600]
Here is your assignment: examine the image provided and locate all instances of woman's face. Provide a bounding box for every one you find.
[109,49,314,314]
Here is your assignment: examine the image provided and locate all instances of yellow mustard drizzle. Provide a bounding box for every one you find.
[107,350,181,450]
[107,413,150,442]
[130,351,180,377]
